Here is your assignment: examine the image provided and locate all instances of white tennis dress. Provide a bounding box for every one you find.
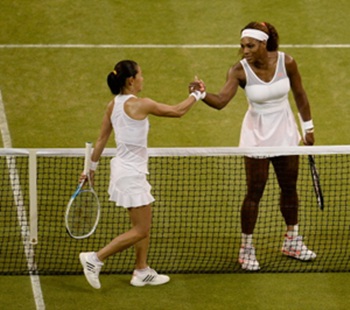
[239,52,301,149]
[108,94,155,208]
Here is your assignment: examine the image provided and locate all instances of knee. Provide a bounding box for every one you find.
[242,196,260,211]
[279,178,297,193]
[245,190,264,205]
[280,203,298,210]
[134,225,151,240]
[280,187,298,199]
[246,183,265,204]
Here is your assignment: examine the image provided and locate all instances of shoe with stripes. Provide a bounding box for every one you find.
[79,252,103,289]
[130,267,170,287]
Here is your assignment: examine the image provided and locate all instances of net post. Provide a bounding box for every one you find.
[29,149,38,245]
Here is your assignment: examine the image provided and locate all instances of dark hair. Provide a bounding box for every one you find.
[107,60,139,95]
[241,21,279,51]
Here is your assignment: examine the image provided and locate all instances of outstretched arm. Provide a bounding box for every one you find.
[125,90,204,119]
[189,63,243,110]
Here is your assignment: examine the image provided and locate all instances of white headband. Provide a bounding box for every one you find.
[241,29,269,42]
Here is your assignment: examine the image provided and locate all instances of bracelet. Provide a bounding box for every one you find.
[90,161,99,171]
[302,119,314,131]
[190,91,201,102]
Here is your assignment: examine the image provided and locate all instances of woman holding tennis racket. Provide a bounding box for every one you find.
[79,60,205,289]
[190,21,316,271]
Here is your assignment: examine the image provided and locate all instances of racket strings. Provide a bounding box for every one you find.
[68,190,99,237]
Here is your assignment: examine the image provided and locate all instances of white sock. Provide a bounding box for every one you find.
[241,233,253,247]
[91,252,103,265]
[135,266,151,275]
[286,224,299,238]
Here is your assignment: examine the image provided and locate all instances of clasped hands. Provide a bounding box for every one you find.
[188,77,206,101]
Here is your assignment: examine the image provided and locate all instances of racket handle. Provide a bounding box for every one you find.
[84,142,92,174]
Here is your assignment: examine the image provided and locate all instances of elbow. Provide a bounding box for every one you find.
[216,98,230,110]
[204,97,229,110]
[212,103,227,111]
[215,105,225,111]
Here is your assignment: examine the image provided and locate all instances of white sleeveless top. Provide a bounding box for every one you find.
[111,94,149,173]
[239,52,300,148]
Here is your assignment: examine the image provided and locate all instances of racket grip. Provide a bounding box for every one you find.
[83,142,92,174]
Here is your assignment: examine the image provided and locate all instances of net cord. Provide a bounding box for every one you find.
[10,145,350,158]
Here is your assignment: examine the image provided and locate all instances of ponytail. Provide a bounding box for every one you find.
[107,71,121,95]
[107,60,139,95]
[263,22,279,52]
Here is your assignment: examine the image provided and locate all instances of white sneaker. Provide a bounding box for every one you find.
[238,246,260,271]
[79,252,103,289]
[282,235,316,261]
[130,267,170,287]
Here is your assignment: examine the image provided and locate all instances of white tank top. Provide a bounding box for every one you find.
[111,94,149,173]
[239,52,301,148]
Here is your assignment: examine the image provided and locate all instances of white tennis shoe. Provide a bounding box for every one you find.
[282,235,316,261]
[79,252,103,289]
[238,246,260,271]
[130,267,170,287]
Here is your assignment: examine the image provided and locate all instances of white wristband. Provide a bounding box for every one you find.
[302,119,314,131]
[200,91,207,100]
[90,161,99,171]
[190,91,201,102]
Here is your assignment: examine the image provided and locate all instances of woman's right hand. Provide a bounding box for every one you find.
[303,131,315,146]
[189,76,206,94]
[79,170,95,186]
[79,172,88,184]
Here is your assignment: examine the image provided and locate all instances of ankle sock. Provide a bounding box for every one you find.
[241,233,253,247]
[286,224,299,238]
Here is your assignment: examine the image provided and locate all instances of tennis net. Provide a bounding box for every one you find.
[0,146,349,275]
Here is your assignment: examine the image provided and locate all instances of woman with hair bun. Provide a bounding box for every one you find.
[79,60,204,288]
[190,22,316,271]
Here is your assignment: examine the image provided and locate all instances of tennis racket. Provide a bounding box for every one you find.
[308,154,324,210]
[65,142,101,239]
[298,114,324,210]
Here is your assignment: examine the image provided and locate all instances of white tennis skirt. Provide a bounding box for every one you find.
[108,158,155,208]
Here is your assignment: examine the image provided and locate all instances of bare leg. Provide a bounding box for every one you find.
[96,204,152,262]
[238,157,269,270]
[241,157,270,234]
[274,157,317,261]
[271,155,299,230]
[130,207,152,270]
[79,204,154,289]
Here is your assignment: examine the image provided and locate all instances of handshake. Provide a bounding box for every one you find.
[188,77,206,101]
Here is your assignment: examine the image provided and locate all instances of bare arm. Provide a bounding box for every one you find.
[90,101,114,162]
[285,54,314,145]
[192,63,243,110]
[79,101,113,182]
[286,55,312,120]
[124,93,199,120]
